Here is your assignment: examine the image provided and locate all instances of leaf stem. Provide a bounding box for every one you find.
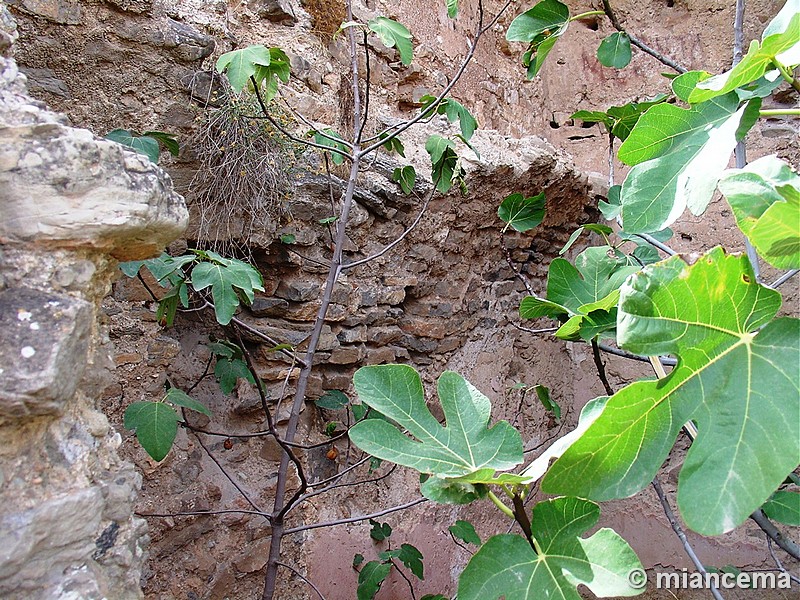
[488,490,515,519]
[759,109,800,117]
[771,59,800,93]
[570,10,605,20]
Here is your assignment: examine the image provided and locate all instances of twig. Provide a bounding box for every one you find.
[388,559,418,600]
[598,343,677,366]
[769,269,798,289]
[766,535,800,584]
[509,321,560,335]
[277,562,328,600]
[342,188,433,269]
[190,417,266,514]
[652,477,725,600]
[750,509,800,561]
[601,0,688,73]
[591,338,615,396]
[500,234,536,296]
[283,497,427,535]
[137,508,270,519]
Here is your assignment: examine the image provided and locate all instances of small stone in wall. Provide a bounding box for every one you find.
[104,0,153,14]
[0,287,92,418]
[253,0,297,25]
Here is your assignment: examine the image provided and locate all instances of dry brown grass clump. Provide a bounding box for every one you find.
[189,95,303,254]
[301,0,347,40]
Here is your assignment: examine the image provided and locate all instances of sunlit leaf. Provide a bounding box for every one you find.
[446,0,458,18]
[216,45,273,92]
[718,155,800,269]
[542,248,800,535]
[618,93,750,233]
[688,12,800,104]
[368,17,413,65]
[458,497,644,600]
[506,0,570,79]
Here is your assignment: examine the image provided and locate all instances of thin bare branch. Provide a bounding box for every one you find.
[283,497,428,535]
[750,509,800,561]
[601,0,688,73]
[652,477,725,600]
[277,562,328,600]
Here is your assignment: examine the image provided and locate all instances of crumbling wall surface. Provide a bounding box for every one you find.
[0,2,187,597]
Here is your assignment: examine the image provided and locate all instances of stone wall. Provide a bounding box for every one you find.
[0,3,187,597]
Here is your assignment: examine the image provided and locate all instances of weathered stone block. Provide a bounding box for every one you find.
[0,287,91,418]
[399,316,447,339]
[328,345,363,365]
[0,488,103,593]
[336,324,366,343]
[275,279,320,302]
[0,124,188,260]
[8,0,81,24]
[248,296,289,317]
[253,0,297,24]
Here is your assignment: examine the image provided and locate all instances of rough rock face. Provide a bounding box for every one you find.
[0,2,187,597]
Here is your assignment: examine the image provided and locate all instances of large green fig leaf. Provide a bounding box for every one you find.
[718,155,800,269]
[617,93,754,233]
[349,365,523,480]
[458,497,644,600]
[688,9,800,104]
[542,248,800,535]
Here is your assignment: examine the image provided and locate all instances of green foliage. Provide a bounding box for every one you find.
[570,95,668,142]
[543,249,800,535]
[316,389,350,410]
[718,155,800,269]
[216,46,291,98]
[392,165,417,194]
[369,519,392,541]
[349,365,524,503]
[688,11,799,103]
[368,17,413,65]
[420,95,478,140]
[209,341,256,395]
[533,384,560,422]
[519,246,639,341]
[190,250,265,325]
[380,544,424,579]
[506,0,570,79]
[425,135,464,194]
[618,93,756,233]
[497,192,546,233]
[597,32,632,68]
[313,129,349,165]
[446,0,458,18]
[458,497,643,600]
[356,560,392,600]
[761,491,800,526]
[123,387,210,462]
[105,129,179,163]
[449,520,481,546]
[378,132,406,156]
[120,251,263,327]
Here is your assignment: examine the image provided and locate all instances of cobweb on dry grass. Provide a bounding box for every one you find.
[189,94,301,258]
